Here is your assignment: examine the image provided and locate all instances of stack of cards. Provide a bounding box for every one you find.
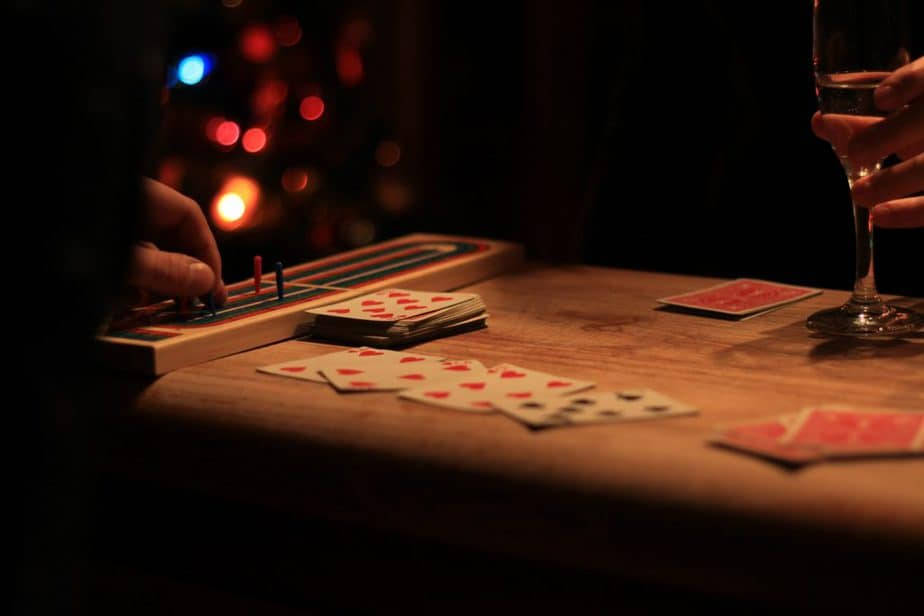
[709,405,924,465]
[301,289,487,347]
[258,350,700,430]
[657,278,822,320]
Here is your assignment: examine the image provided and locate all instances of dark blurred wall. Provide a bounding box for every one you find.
[404,1,922,296]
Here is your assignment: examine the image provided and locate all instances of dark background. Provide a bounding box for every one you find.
[154,0,922,296]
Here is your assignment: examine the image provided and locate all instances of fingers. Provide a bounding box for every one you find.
[852,153,924,207]
[142,178,226,304]
[847,101,924,168]
[870,196,924,229]
[874,56,924,112]
[811,112,880,157]
[127,243,216,298]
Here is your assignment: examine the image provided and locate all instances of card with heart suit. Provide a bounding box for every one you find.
[399,363,595,413]
[707,414,822,465]
[306,289,478,323]
[494,388,698,429]
[781,405,924,458]
[657,278,822,316]
[256,347,444,383]
[320,358,487,392]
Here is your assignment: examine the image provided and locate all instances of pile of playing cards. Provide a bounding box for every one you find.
[657,278,822,320]
[258,347,699,430]
[709,405,924,465]
[301,289,487,347]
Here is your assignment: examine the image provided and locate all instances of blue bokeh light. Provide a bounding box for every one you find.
[177,54,210,85]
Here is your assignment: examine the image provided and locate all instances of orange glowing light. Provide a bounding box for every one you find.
[299,96,325,121]
[240,24,276,63]
[375,141,401,167]
[275,17,302,47]
[242,128,267,153]
[281,168,309,192]
[211,176,260,231]
[336,48,364,86]
[215,121,240,146]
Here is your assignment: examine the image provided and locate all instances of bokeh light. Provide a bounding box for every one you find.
[252,79,288,114]
[299,95,325,121]
[216,193,245,223]
[336,48,364,86]
[240,24,276,63]
[375,141,401,167]
[215,120,241,146]
[211,176,261,231]
[242,127,267,153]
[275,17,302,47]
[222,0,243,7]
[344,219,376,246]
[281,168,309,192]
[177,54,210,85]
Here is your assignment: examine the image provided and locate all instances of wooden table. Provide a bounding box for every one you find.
[101,266,924,610]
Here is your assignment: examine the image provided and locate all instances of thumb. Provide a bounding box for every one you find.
[127,244,216,298]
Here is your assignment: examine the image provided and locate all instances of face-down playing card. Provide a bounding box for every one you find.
[657,279,821,316]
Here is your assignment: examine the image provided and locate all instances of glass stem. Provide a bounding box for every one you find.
[844,161,882,307]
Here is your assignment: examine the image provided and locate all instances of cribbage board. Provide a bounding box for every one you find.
[98,233,523,374]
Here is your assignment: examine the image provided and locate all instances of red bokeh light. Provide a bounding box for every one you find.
[336,48,364,86]
[281,168,309,192]
[252,79,288,114]
[275,17,302,47]
[242,128,267,153]
[375,141,401,167]
[240,24,276,63]
[215,121,241,146]
[299,96,325,121]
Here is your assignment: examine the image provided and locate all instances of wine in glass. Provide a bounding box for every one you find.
[808,0,923,336]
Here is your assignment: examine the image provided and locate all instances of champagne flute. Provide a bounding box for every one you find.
[808,0,923,336]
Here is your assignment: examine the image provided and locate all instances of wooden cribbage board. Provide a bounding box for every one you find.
[98,233,523,375]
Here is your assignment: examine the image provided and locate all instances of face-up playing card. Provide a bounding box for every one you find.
[494,388,698,429]
[781,405,924,458]
[256,347,444,383]
[657,279,822,316]
[399,363,595,413]
[708,414,822,464]
[306,289,478,323]
[320,358,487,392]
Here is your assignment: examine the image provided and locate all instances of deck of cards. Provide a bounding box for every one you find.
[258,348,700,430]
[657,278,822,319]
[300,289,488,347]
[708,405,924,465]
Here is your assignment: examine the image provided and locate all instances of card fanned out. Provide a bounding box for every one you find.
[302,289,487,347]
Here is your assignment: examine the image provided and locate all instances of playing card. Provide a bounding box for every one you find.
[494,388,698,429]
[256,347,443,383]
[320,358,487,392]
[781,405,924,458]
[708,414,822,464]
[399,363,595,413]
[657,279,822,316]
[306,289,478,323]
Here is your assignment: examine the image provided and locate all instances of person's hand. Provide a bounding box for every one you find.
[811,56,924,228]
[127,178,227,305]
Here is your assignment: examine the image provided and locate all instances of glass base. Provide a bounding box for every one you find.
[806,302,924,337]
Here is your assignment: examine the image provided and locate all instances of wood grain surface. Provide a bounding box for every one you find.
[102,265,924,605]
